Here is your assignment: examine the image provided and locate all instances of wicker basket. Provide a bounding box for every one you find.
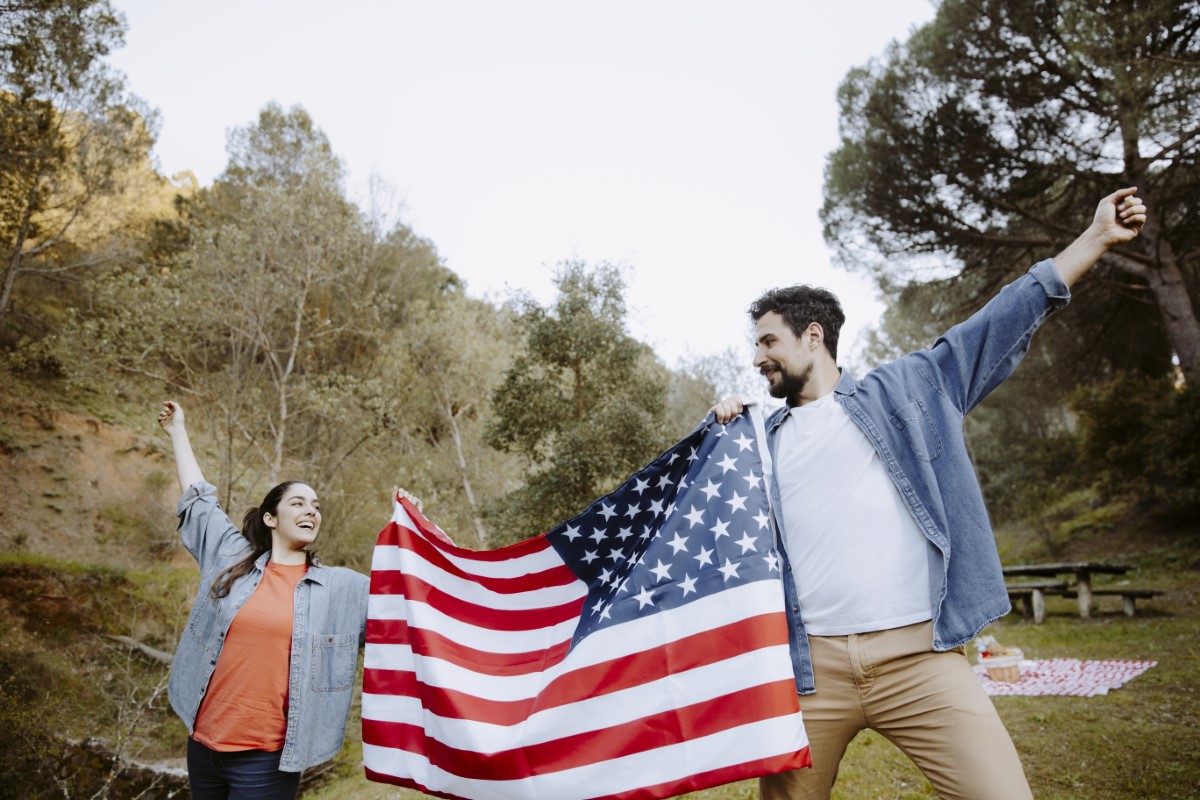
[982,653,1023,682]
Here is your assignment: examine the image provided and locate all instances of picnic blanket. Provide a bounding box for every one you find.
[975,658,1156,697]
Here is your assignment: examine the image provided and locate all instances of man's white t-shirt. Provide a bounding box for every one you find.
[773,392,933,636]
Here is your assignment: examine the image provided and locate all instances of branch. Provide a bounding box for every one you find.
[104,635,173,666]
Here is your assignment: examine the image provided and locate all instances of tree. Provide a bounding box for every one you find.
[0,0,155,325]
[824,0,1200,384]
[486,261,673,543]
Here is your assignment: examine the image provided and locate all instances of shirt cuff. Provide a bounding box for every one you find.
[1030,258,1071,309]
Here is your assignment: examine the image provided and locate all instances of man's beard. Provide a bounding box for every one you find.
[765,361,812,404]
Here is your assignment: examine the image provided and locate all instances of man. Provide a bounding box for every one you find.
[711,188,1146,799]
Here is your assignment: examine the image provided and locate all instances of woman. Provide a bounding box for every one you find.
[158,400,371,799]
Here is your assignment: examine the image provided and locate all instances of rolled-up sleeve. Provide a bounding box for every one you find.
[177,481,248,568]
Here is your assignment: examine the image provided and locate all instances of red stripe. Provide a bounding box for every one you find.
[363,612,790,724]
[380,516,553,562]
[370,571,585,631]
[373,529,578,593]
[364,667,537,723]
[362,680,803,780]
[367,618,572,676]
[593,748,811,800]
[363,747,810,800]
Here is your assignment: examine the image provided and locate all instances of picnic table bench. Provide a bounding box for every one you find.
[1002,561,1162,621]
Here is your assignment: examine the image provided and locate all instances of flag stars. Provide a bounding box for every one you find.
[667,532,689,554]
[694,545,715,567]
[753,510,771,530]
[684,506,706,528]
[743,472,763,490]
[581,550,599,564]
[634,585,655,609]
[650,559,673,583]
[710,518,731,539]
[598,502,617,521]
[623,502,642,519]
[617,526,635,541]
[589,528,607,544]
[765,551,780,573]
[632,477,650,495]
[733,433,754,452]
[563,525,582,542]
[679,573,699,597]
[718,558,741,582]
[725,492,748,512]
[700,479,722,500]
[647,498,665,515]
[735,532,758,554]
[716,454,739,474]
[656,473,675,489]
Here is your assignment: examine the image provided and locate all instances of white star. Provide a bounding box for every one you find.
[700,479,722,500]
[639,525,654,540]
[710,518,731,539]
[581,550,598,564]
[743,472,763,490]
[589,528,606,543]
[592,597,606,614]
[647,498,665,515]
[668,452,679,464]
[623,502,642,519]
[687,446,700,463]
[719,558,741,582]
[716,454,739,474]
[600,605,613,620]
[667,532,689,554]
[684,505,706,528]
[598,502,617,521]
[733,433,754,452]
[735,532,758,554]
[725,492,748,512]
[765,551,780,573]
[598,567,613,584]
[617,526,635,541]
[679,573,699,597]
[714,424,728,437]
[650,559,673,583]
[563,525,582,541]
[664,501,677,517]
[656,473,674,489]
[634,585,655,609]
[694,545,714,567]
[632,477,650,495]
[606,548,623,562]
[753,510,770,530]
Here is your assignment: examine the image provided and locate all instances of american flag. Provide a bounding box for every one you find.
[362,409,811,799]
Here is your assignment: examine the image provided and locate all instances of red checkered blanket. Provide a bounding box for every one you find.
[975,658,1156,697]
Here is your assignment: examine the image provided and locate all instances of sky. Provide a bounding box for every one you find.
[108,1,936,374]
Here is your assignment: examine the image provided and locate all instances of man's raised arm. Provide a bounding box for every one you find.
[1053,187,1146,288]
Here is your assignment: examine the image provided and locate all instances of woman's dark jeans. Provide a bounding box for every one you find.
[187,738,301,800]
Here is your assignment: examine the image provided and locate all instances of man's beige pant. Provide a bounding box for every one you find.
[760,621,1032,800]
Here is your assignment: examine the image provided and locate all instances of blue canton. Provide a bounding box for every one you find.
[546,411,780,646]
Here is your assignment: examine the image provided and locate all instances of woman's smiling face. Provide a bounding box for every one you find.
[264,483,321,553]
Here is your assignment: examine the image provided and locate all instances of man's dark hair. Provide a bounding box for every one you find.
[749,285,846,360]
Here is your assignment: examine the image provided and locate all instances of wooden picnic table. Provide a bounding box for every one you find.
[1002,561,1133,619]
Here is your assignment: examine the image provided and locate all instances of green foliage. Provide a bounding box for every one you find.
[485,261,673,543]
[1071,373,1200,517]
[824,0,1200,383]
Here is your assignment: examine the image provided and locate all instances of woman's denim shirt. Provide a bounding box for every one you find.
[766,260,1070,694]
[168,481,369,772]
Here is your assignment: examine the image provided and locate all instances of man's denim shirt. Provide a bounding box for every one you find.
[766,259,1070,695]
[168,481,370,772]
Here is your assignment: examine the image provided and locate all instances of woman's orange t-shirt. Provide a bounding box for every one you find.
[192,560,307,752]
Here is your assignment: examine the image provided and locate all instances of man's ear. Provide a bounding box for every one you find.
[806,322,825,348]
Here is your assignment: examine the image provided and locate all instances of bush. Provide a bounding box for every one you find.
[1070,373,1200,518]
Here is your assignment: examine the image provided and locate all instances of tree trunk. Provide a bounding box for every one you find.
[437,387,489,548]
[1145,254,1200,386]
[0,166,42,320]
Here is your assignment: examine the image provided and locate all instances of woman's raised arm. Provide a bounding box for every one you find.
[158,401,205,491]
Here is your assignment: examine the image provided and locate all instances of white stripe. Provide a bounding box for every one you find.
[363,643,796,748]
[376,525,565,579]
[364,711,808,800]
[368,595,580,654]
[371,544,587,611]
[370,579,785,672]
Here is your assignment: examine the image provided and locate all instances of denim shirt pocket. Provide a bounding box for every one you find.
[310,632,358,692]
[890,399,943,462]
